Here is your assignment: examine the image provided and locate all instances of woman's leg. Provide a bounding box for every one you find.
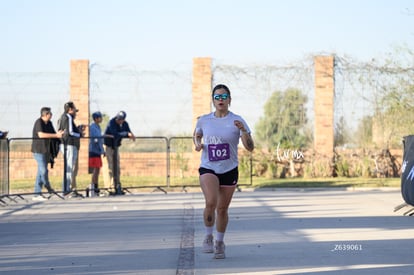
[216,186,236,235]
[92,167,100,184]
[200,173,219,253]
[214,185,236,259]
[200,173,220,227]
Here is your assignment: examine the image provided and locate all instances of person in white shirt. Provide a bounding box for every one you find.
[193,84,254,259]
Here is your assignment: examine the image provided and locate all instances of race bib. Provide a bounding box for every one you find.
[208,143,230,161]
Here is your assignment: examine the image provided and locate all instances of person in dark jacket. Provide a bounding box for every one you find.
[58,101,85,197]
[31,107,64,201]
[0,130,8,139]
[104,111,135,195]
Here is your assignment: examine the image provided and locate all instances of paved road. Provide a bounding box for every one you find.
[0,188,413,275]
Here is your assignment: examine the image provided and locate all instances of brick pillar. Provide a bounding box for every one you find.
[191,57,212,167]
[192,57,212,129]
[70,60,90,176]
[314,56,335,158]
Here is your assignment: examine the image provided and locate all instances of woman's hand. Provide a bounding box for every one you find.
[194,134,203,151]
[234,120,247,132]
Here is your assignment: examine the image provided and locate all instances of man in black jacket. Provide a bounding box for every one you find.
[104,111,135,195]
[0,130,8,139]
[58,101,85,197]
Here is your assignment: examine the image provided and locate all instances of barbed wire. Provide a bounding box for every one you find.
[1,53,413,139]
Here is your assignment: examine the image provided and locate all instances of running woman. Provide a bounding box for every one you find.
[193,84,254,259]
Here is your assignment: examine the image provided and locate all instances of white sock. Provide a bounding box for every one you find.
[216,232,225,242]
[205,226,214,236]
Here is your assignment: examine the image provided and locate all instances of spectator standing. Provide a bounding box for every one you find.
[88,111,105,196]
[58,101,85,197]
[31,107,64,201]
[104,111,135,195]
[0,130,8,139]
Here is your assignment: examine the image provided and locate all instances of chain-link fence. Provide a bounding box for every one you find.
[2,136,253,197]
[89,64,193,136]
[0,139,8,197]
[1,55,413,188]
[3,57,411,147]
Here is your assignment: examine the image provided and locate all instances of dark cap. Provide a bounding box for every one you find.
[92,111,102,120]
[115,111,127,120]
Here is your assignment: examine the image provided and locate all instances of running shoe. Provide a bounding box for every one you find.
[214,241,225,259]
[202,234,214,253]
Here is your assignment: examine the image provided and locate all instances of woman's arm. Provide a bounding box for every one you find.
[234,120,254,152]
[240,130,254,152]
[193,128,203,152]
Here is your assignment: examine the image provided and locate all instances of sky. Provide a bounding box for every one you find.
[0,0,414,137]
[1,0,413,72]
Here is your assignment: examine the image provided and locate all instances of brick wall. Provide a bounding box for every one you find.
[192,57,212,129]
[8,151,200,181]
[314,56,335,158]
[70,60,90,174]
[191,57,212,167]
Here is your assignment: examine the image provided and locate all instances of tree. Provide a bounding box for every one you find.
[255,88,309,150]
[334,116,351,147]
[375,83,414,148]
[340,47,414,149]
[355,115,373,148]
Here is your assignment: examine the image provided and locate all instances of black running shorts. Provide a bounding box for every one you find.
[198,166,239,186]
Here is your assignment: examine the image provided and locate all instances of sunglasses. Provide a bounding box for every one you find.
[213,94,229,100]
